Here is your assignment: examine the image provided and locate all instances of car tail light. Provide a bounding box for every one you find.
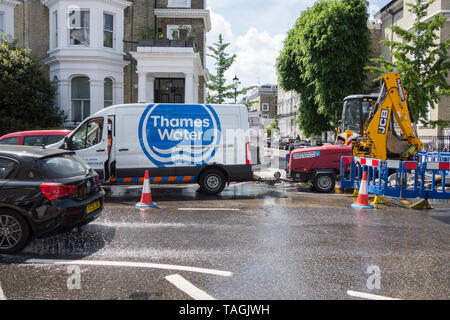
[94,174,100,186]
[246,142,252,166]
[40,183,78,200]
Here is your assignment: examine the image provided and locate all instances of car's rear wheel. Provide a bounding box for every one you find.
[199,169,227,195]
[0,209,30,254]
[312,173,335,193]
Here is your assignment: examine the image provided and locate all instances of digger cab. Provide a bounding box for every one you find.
[340,94,379,135]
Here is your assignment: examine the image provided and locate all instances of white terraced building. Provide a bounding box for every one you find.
[1,0,211,126]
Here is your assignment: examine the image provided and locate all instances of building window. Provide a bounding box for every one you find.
[69,9,90,45]
[262,103,269,112]
[0,12,4,33]
[71,76,90,122]
[168,0,191,8]
[104,13,114,48]
[53,11,58,48]
[104,78,113,108]
[167,25,192,40]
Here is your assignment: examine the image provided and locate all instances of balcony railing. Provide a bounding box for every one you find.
[138,39,196,49]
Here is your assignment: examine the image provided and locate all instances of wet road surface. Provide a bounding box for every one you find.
[0,182,449,300]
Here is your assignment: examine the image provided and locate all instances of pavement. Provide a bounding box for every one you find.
[0,174,449,300]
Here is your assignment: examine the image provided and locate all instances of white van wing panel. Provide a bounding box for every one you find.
[114,104,249,170]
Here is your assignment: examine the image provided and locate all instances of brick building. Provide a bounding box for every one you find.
[1,0,210,126]
[242,84,278,127]
[373,0,450,139]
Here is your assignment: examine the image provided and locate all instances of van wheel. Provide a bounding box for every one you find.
[0,209,30,254]
[312,173,335,193]
[199,169,226,195]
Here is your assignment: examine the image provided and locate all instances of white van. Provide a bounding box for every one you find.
[51,104,254,194]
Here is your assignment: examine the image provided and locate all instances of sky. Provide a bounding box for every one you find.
[205,0,393,95]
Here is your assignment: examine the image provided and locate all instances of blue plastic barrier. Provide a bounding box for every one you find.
[419,162,450,199]
[339,156,355,189]
[382,160,402,197]
[354,157,384,195]
[400,161,420,199]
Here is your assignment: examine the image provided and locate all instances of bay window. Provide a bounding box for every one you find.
[69,9,90,45]
[71,76,90,122]
[104,13,114,48]
[104,78,113,107]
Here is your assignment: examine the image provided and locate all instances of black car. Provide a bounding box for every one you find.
[289,140,311,151]
[0,146,105,254]
[279,138,295,150]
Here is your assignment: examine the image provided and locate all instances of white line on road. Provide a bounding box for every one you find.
[178,208,240,211]
[25,259,233,277]
[347,290,401,300]
[0,282,6,300]
[166,274,215,300]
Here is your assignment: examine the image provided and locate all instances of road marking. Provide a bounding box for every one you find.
[165,274,215,300]
[0,281,6,300]
[178,208,240,211]
[347,290,401,300]
[25,259,233,277]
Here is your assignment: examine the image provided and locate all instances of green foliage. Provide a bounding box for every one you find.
[277,0,371,137]
[206,34,255,104]
[296,85,331,137]
[137,25,154,40]
[0,35,65,135]
[366,0,450,128]
[265,119,279,136]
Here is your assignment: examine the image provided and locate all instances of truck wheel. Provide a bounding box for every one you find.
[0,209,30,254]
[313,173,335,193]
[199,169,226,195]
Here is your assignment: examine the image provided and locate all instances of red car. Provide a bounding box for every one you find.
[0,130,71,146]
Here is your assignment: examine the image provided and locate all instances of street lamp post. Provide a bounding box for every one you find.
[233,75,239,103]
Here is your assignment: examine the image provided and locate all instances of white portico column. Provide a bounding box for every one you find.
[90,79,104,116]
[138,72,147,103]
[185,73,194,104]
[59,79,70,122]
[146,76,155,103]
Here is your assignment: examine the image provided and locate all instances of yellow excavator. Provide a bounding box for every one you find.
[337,72,423,162]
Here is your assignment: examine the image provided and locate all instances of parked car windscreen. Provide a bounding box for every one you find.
[23,136,45,146]
[37,154,89,179]
[47,135,66,145]
[0,137,19,145]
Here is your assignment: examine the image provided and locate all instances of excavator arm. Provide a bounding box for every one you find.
[352,73,423,162]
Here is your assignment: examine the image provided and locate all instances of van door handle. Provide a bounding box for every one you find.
[96,149,105,152]
[119,148,129,152]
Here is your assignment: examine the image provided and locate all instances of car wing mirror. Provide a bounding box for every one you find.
[64,136,73,150]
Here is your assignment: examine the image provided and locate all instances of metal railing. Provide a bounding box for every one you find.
[420,136,450,152]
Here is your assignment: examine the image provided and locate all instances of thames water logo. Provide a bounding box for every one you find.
[139,104,222,167]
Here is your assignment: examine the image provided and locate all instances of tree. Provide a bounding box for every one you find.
[366,0,450,127]
[0,36,65,135]
[276,0,371,137]
[206,34,254,104]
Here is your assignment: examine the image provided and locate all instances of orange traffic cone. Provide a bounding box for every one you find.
[351,171,373,209]
[136,170,157,208]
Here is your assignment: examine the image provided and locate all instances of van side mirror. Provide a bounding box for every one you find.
[64,136,72,150]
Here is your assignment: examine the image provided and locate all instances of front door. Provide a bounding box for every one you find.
[155,78,185,103]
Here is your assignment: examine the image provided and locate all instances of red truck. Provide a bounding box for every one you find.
[286,145,352,193]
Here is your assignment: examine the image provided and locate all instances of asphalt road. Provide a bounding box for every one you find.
[0,180,449,300]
